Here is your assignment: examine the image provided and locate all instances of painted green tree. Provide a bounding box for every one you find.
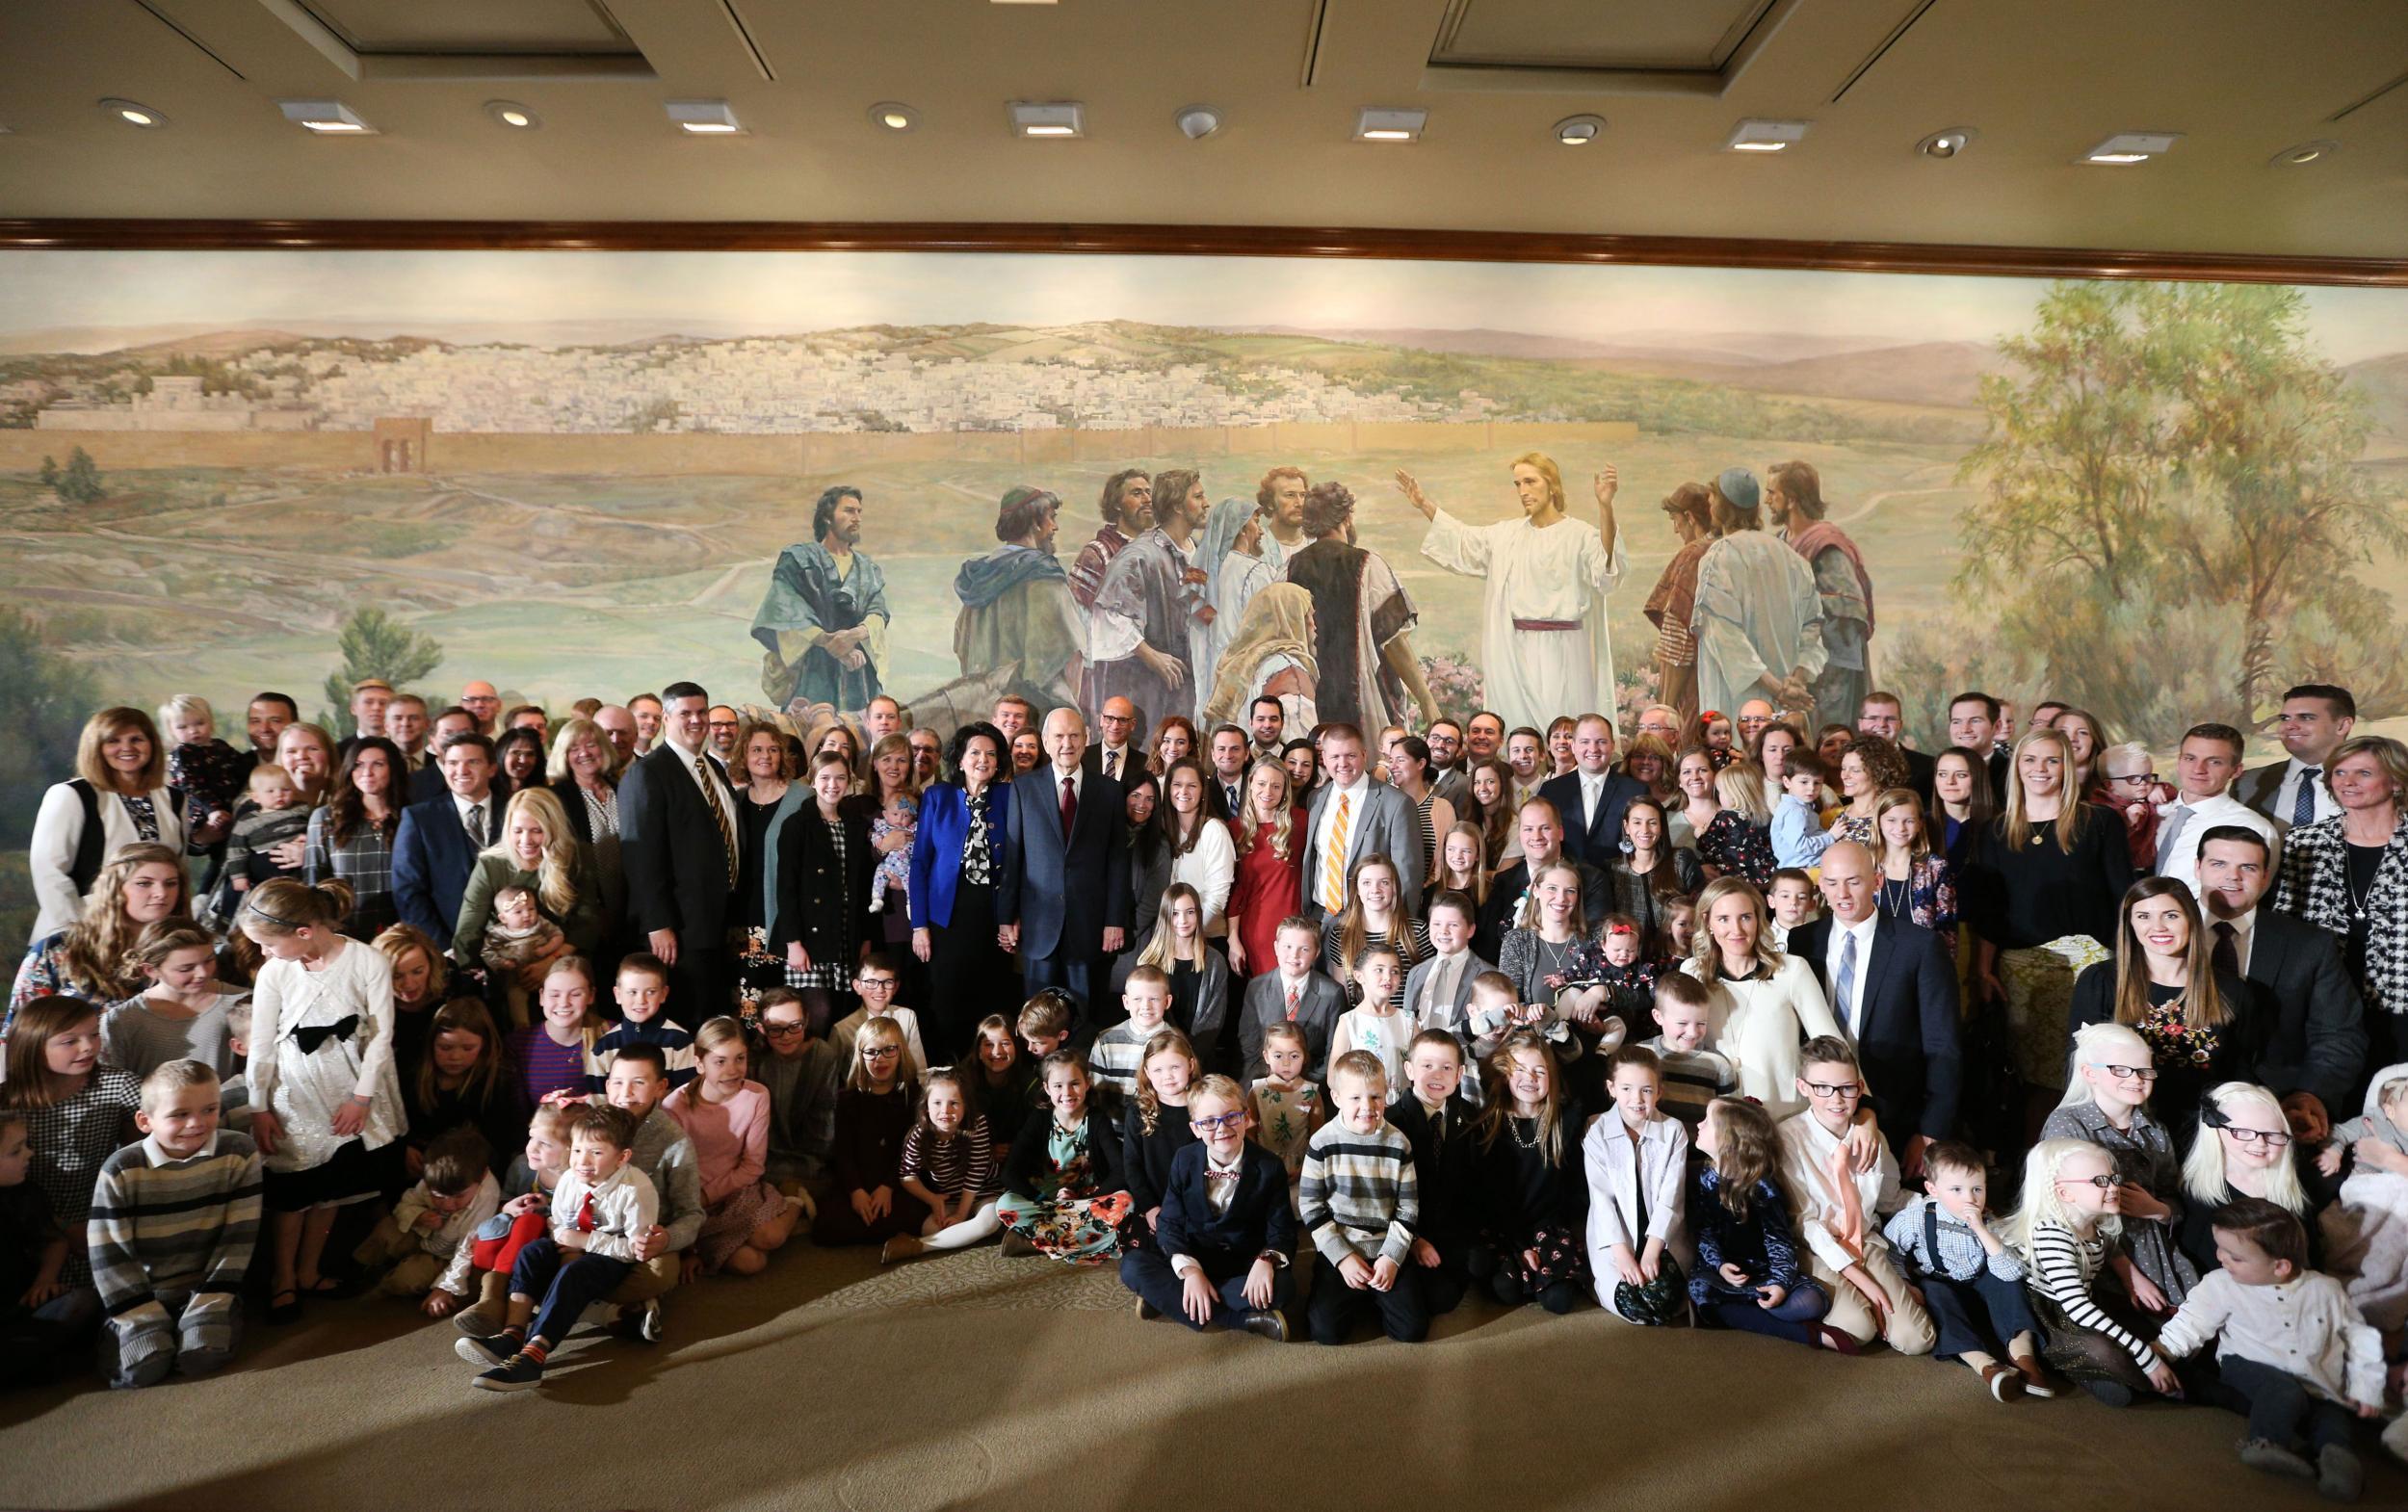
[320,607,444,738]
[1956,280,2406,743]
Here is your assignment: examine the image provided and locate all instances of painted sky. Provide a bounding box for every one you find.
[3,250,2405,361]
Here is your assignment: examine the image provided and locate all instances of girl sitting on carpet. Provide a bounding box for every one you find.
[998,1051,1131,1265]
[881,1067,1002,1265]
[664,1016,802,1277]
[1473,1030,1589,1314]
[812,1017,925,1247]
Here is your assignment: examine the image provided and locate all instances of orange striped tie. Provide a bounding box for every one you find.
[695,753,737,891]
[1321,792,1351,913]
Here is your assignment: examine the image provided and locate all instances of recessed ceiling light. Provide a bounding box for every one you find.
[100,98,169,130]
[1917,127,1976,159]
[484,101,539,130]
[1173,105,1221,141]
[1554,115,1606,146]
[2272,139,2339,167]
[666,100,746,136]
[1725,118,1807,153]
[276,100,375,134]
[1355,107,1426,143]
[1008,101,1085,139]
[870,102,918,132]
[2081,131,2180,166]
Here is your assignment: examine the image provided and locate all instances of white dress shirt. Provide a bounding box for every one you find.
[450,789,494,846]
[1419,950,1471,1030]
[1097,744,1134,783]
[1049,763,1085,821]
[1311,776,1371,875]
[1822,912,1880,1042]
[663,736,740,869]
[2273,758,2342,827]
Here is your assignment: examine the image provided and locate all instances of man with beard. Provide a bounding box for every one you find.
[1069,469,1154,610]
[752,484,890,714]
[1087,467,1213,730]
[1768,460,1874,735]
[1255,464,1309,575]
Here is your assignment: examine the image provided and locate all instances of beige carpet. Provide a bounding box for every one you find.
[2,1240,2400,1512]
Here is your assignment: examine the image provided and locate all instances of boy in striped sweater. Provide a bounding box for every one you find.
[1298,1050,1426,1345]
[85,1060,262,1390]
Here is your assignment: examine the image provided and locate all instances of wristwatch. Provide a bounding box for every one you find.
[1258,1249,1290,1268]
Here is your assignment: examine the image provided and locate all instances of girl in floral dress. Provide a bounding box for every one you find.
[997,1051,1131,1265]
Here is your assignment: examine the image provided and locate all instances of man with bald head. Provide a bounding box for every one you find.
[1736,699,1774,750]
[999,706,1129,1028]
[1784,841,1959,1177]
[460,681,502,736]
[592,704,639,768]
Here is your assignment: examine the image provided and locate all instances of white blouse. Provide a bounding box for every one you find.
[1680,953,1840,1122]
[1167,817,1238,936]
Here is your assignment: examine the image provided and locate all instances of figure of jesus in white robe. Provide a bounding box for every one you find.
[1420,510,1628,733]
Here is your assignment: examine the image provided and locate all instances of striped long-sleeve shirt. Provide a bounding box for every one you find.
[2025,1220,2159,1372]
[1297,1117,1419,1266]
[87,1132,262,1356]
[900,1116,996,1198]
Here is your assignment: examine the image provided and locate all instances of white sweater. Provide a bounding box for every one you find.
[1680,954,1841,1121]
[1167,818,1238,936]
[28,780,188,943]
[2155,1268,2385,1408]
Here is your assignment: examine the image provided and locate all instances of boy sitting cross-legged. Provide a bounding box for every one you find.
[1120,1073,1295,1340]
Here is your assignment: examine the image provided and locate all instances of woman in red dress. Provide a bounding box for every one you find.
[1226,758,1306,979]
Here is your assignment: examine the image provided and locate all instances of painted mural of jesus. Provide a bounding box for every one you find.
[1400,453,1627,734]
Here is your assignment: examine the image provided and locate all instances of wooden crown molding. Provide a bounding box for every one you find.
[0,219,2401,286]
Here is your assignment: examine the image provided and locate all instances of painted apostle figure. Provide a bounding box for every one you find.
[954,485,1085,716]
[1283,481,1438,730]
[752,484,890,713]
[1087,468,1213,730]
[1767,459,1875,735]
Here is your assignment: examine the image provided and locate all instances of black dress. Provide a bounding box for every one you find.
[926,787,1013,1066]
[1963,804,2135,952]
[2063,963,2263,1146]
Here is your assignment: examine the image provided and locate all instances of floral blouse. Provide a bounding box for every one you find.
[1698,810,1776,890]
[962,790,995,887]
[1877,854,1960,957]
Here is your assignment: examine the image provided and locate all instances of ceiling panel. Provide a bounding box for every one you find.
[1432,0,1779,69]
[291,0,638,54]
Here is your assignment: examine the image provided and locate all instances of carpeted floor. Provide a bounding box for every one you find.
[3,1239,2401,1512]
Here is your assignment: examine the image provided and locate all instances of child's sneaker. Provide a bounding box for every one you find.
[2316,1443,2363,1502]
[471,1352,545,1393]
[456,1329,519,1368]
[2238,1438,2316,1481]
[608,1299,663,1345]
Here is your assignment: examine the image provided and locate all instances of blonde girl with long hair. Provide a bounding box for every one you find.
[1474,1030,1588,1315]
[1124,1028,1201,1238]
[1432,821,1491,911]
[1226,757,1303,978]
[2006,1137,2182,1404]
[2180,1082,2312,1277]
[664,1015,801,1276]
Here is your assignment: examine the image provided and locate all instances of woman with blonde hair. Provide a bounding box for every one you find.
[1225,758,1304,978]
[2274,733,2408,1070]
[1964,726,2135,1094]
[544,714,626,937]
[8,842,192,1035]
[1198,582,1319,738]
[1696,760,1776,890]
[1679,875,1843,1120]
[29,706,188,943]
[447,787,601,1013]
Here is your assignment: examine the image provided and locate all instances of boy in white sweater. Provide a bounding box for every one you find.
[1776,1036,1934,1355]
[460,1103,657,1393]
[2154,1198,2384,1500]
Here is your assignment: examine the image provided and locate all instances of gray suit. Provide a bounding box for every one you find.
[1298,776,1426,923]
[1237,969,1348,1081]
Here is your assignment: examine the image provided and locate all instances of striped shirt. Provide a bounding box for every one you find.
[1088,1020,1152,1099]
[899,1115,996,1198]
[2026,1220,2159,1371]
[586,1018,697,1093]
[1298,1117,1419,1266]
[87,1132,262,1356]
[1640,1036,1738,1131]
[510,1025,590,1107]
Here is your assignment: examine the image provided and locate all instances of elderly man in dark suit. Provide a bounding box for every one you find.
[391,731,502,950]
[1786,842,1961,1178]
[1297,723,1425,925]
[1538,713,1647,871]
[2193,824,2368,1123]
[618,680,741,1029]
[999,706,1129,1030]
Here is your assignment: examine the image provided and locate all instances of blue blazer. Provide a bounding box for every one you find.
[1156,1139,1296,1266]
[391,793,498,949]
[910,781,1013,931]
[1539,769,1649,871]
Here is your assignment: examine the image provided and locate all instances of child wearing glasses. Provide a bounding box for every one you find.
[755,989,842,1201]
[810,1018,925,1247]
[2009,1137,2185,1406]
[1119,1073,1294,1340]
[2178,1082,2316,1280]
[828,955,928,1079]
[1775,1037,1934,1353]
[879,1068,1001,1265]
[2042,1022,2198,1311]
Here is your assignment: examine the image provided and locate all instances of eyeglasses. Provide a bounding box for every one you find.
[1190,1111,1246,1134]
[860,1046,902,1061]
[761,1020,807,1038]
[2092,1062,2159,1082]
[1800,1081,1863,1099]
[2056,1173,2120,1190]
[2224,1127,2292,1149]
[855,978,898,991]
[2107,773,2157,787]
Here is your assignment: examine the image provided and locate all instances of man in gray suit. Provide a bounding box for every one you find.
[1298,722,1426,924]
[999,706,1130,1029]
[1237,914,1348,1080]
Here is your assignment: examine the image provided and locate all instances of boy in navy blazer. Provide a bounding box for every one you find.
[1120,1073,1294,1340]
[1388,1030,1484,1314]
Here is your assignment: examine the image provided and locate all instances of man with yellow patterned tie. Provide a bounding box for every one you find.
[1298,722,1426,926]
[619,679,743,1029]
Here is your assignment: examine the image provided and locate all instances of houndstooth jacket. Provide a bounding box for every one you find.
[2272,813,2408,1017]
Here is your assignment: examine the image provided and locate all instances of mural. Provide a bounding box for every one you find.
[2,248,2405,788]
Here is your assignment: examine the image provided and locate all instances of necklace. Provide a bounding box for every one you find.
[1508,1113,1541,1150]
[1879,876,1910,915]
[2344,844,2381,921]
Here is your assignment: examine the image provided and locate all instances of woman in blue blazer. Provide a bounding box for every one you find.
[912,721,1016,1064]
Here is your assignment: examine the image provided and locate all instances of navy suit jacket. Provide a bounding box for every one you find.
[1155,1139,1296,1266]
[391,792,501,949]
[1787,912,1962,1148]
[997,766,1130,961]
[618,742,740,947]
[1538,769,1648,871]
